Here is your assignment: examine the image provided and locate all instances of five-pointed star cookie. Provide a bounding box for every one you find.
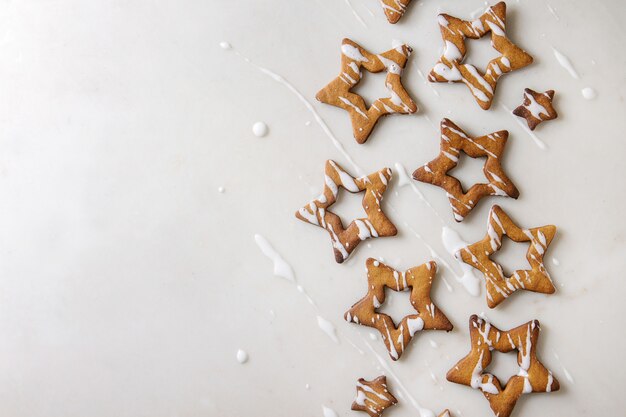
[428,2,534,110]
[316,38,417,144]
[513,88,558,130]
[447,315,559,417]
[295,160,396,263]
[380,0,412,24]
[457,205,557,308]
[344,258,453,360]
[412,118,519,222]
[352,375,398,417]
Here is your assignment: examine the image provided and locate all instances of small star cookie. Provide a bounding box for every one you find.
[513,88,558,130]
[457,205,557,308]
[413,119,519,222]
[352,375,397,417]
[295,160,396,263]
[447,315,559,417]
[345,258,453,361]
[380,0,412,24]
[316,38,417,144]
[428,2,533,110]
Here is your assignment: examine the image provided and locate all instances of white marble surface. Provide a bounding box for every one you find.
[0,0,624,416]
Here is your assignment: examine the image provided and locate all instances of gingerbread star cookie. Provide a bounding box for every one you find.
[512,88,558,130]
[345,259,452,360]
[429,2,533,110]
[352,375,398,417]
[316,38,417,144]
[295,160,396,263]
[458,205,557,308]
[380,0,412,24]
[447,315,559,417]
[413,119,519,222]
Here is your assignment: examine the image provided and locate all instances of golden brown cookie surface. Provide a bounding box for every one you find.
[351,375,397,417]
[413,118,519,222]
[458,205,557,308]
[344,258,452,360]
[512,88,558,130]
[428,2,533,110]
[316,38,417,144]
[447,315,559,417]
[295,160,396,263]
[380,0,412,24]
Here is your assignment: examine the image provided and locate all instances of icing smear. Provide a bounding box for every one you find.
[441,226,481,296]
[322,406,339,417]
[552,48,579,79]
[254,234,295,281]
[317,316,339,344]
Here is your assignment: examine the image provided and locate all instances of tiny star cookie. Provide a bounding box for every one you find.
[457,205,557,308]
[352,375,397,417]
[295,160,396,263]
[316,38,417,144]
[429,2,534,110]
[380,0,412,24]
[412,118,519,222]
[344,258,453,361]
[447,315,559,417]
[512,88,558,130]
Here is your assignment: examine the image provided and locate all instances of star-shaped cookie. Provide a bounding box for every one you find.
[447,315,559,417]
[345,258,453,360]
[512,88,558,130]
[412,119,519,222]
[428,2,533,110]
[295,160,396,263]
[352,375,398,417]
[316,38,417,144]
[457,205,557,308]
[380,0,412,24]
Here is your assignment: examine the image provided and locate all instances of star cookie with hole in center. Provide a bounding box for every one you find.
[344,258,453,361]
[447,315,559,417]
[457,205,557,308]
[316,38,417,144]
[512,88,558,130]
[428,2,533,110]
[380,0,412,24]
[295,160,396,263]
[412,118,519,222]
[351,375,397,417]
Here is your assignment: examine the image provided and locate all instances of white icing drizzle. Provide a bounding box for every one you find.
[254,234,295,281]
[501,103,547,150]
[581,87,597,100]
[322,405,339,417]
[441,227,481,296]
[219,41,232,50]
[226,45,363,175]
[252,121,269,137]
[552,349,575,383]
[317,316,340,344]
[523,92,549,119]
[552,48,580,79]
[236,349,248,364]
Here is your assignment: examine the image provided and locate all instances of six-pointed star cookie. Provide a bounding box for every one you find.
[295,160,396,263]
[316,38,417,144]
[447,315,559,417]
[413,118,519,222]
[352,375,398,417]
[513,88,558,130]
[428,2,534,110]
[344,258,453,360]
[457,205,557,308]
[380,0,412,24]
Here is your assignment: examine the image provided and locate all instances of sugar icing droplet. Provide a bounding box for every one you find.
[322,406,339,417]
[305,383,311,390]
[581,87,596,100]
[429,339,439,349]
[317,316,339,344]
[217,186,225,193]
[252,122,269,137]
[552,257,560,266]
[219,41,232,50]
[236,349,248,364]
